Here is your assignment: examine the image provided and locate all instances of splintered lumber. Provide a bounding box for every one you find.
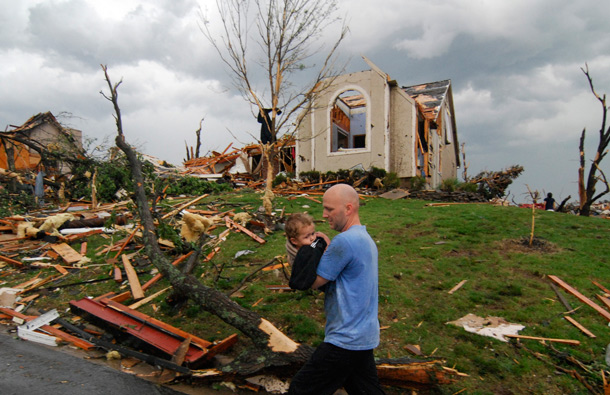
[548,275,610,322]
[0,253,23,267]
[225,217,265,244]
[0,307,95,350]
[564,316,596,338]
[50,243,83,265]
[550,282,573,312]
[592,280,610,295]
[162,194,209,220]
[121,255,144,300]
[596,294,610,311]
[108,252,194,304]
[448,280,467,294]
[503,334,580,346]
[128,287,170,310]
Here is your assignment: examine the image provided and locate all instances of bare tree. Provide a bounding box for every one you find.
[578,64,610,216]
[200,0,348,194]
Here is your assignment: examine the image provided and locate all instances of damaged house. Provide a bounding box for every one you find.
[296,59,460,188]
[1,112,84,174]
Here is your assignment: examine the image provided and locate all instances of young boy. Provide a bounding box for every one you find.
[285,213,329,290]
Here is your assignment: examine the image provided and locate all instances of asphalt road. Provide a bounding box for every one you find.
[0,330,185,395]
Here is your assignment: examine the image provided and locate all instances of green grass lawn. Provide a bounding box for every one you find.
[3,190,610,394]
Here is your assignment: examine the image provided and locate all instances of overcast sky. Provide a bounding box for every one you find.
[2,0,610,203]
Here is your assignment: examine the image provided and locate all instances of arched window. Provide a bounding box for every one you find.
[330,90,367,152]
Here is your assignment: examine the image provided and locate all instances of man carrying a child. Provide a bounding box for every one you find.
[287,184,385,395]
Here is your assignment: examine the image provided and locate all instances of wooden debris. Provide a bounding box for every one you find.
[592,280,610,295]
[504,334,580,345]
[121,255,144,300]
[548,275,610,322]
[0,253,23,267]
[0,307,95,350]
[448,280,467,294]
[50,243,84,265]
[128,287,170,310]
[225,216,265,244]
[564,316,596,338]
[403,344,423,356]
[550,282,573,312]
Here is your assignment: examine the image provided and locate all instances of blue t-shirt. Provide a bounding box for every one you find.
[316,225,380,350]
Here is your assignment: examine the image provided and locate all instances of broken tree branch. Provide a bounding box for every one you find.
[100,64,313,374]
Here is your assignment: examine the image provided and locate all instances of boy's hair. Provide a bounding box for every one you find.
[285,213,314,239]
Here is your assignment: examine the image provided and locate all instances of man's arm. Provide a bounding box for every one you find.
[311,275,329,290]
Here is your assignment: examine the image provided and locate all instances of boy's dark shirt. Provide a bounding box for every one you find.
[289,236,328,290]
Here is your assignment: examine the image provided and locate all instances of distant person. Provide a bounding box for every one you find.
[258,108,281,144]
[285,213,329,290]
[544,192,556,211]
[288,184,385,395]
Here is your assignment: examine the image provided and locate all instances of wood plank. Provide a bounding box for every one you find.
[564,316,596,338]
[596,294,610,310]
[0,253,23,267]
[128,287,170,310]
[50,243,83,265]
[548,275,610,322]
[592,280,610,295]
[448,280,467,294]
[504,334,580,345]
[79,242,87,256]
[53,264,69,275]
[121,255,144,300]
[225,217,266,244]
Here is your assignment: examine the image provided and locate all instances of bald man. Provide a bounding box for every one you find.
[289,184,385,395]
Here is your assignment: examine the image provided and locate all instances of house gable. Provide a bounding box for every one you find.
[296,65,459,187]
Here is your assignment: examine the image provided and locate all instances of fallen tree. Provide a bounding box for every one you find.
[100,64,313,374]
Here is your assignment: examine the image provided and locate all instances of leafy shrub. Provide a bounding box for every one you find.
[299,171,321,183]
[458,181,478,193]
[383,172,400,189]
[0,189,37,216]
[272,173,288,187]
[440,178,459,192]
[164,176,232,196]
[410,176,427,191]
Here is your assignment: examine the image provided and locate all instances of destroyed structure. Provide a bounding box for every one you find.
[296,59,460,189]
[1,112,84,174]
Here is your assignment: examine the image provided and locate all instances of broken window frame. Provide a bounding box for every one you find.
[328,87,370,155]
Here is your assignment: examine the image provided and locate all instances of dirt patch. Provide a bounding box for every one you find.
[496,237,560,255]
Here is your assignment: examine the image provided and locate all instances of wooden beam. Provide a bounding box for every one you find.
[121,255,144,300]
[504,334,580,346]
[592,280,610,295]
[550,282,573,312]
[128,287,170,310]
[448,280,467,294]
[0,253,23,267]
[564,316,596,338]
[547,275,610,322]
[225,217,265,244]
[50,243,83,265]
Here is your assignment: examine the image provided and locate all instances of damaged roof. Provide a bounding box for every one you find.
[403,80,451,121]
[8,111,63,133]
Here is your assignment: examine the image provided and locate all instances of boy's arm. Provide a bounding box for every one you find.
[311,275,329,290]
